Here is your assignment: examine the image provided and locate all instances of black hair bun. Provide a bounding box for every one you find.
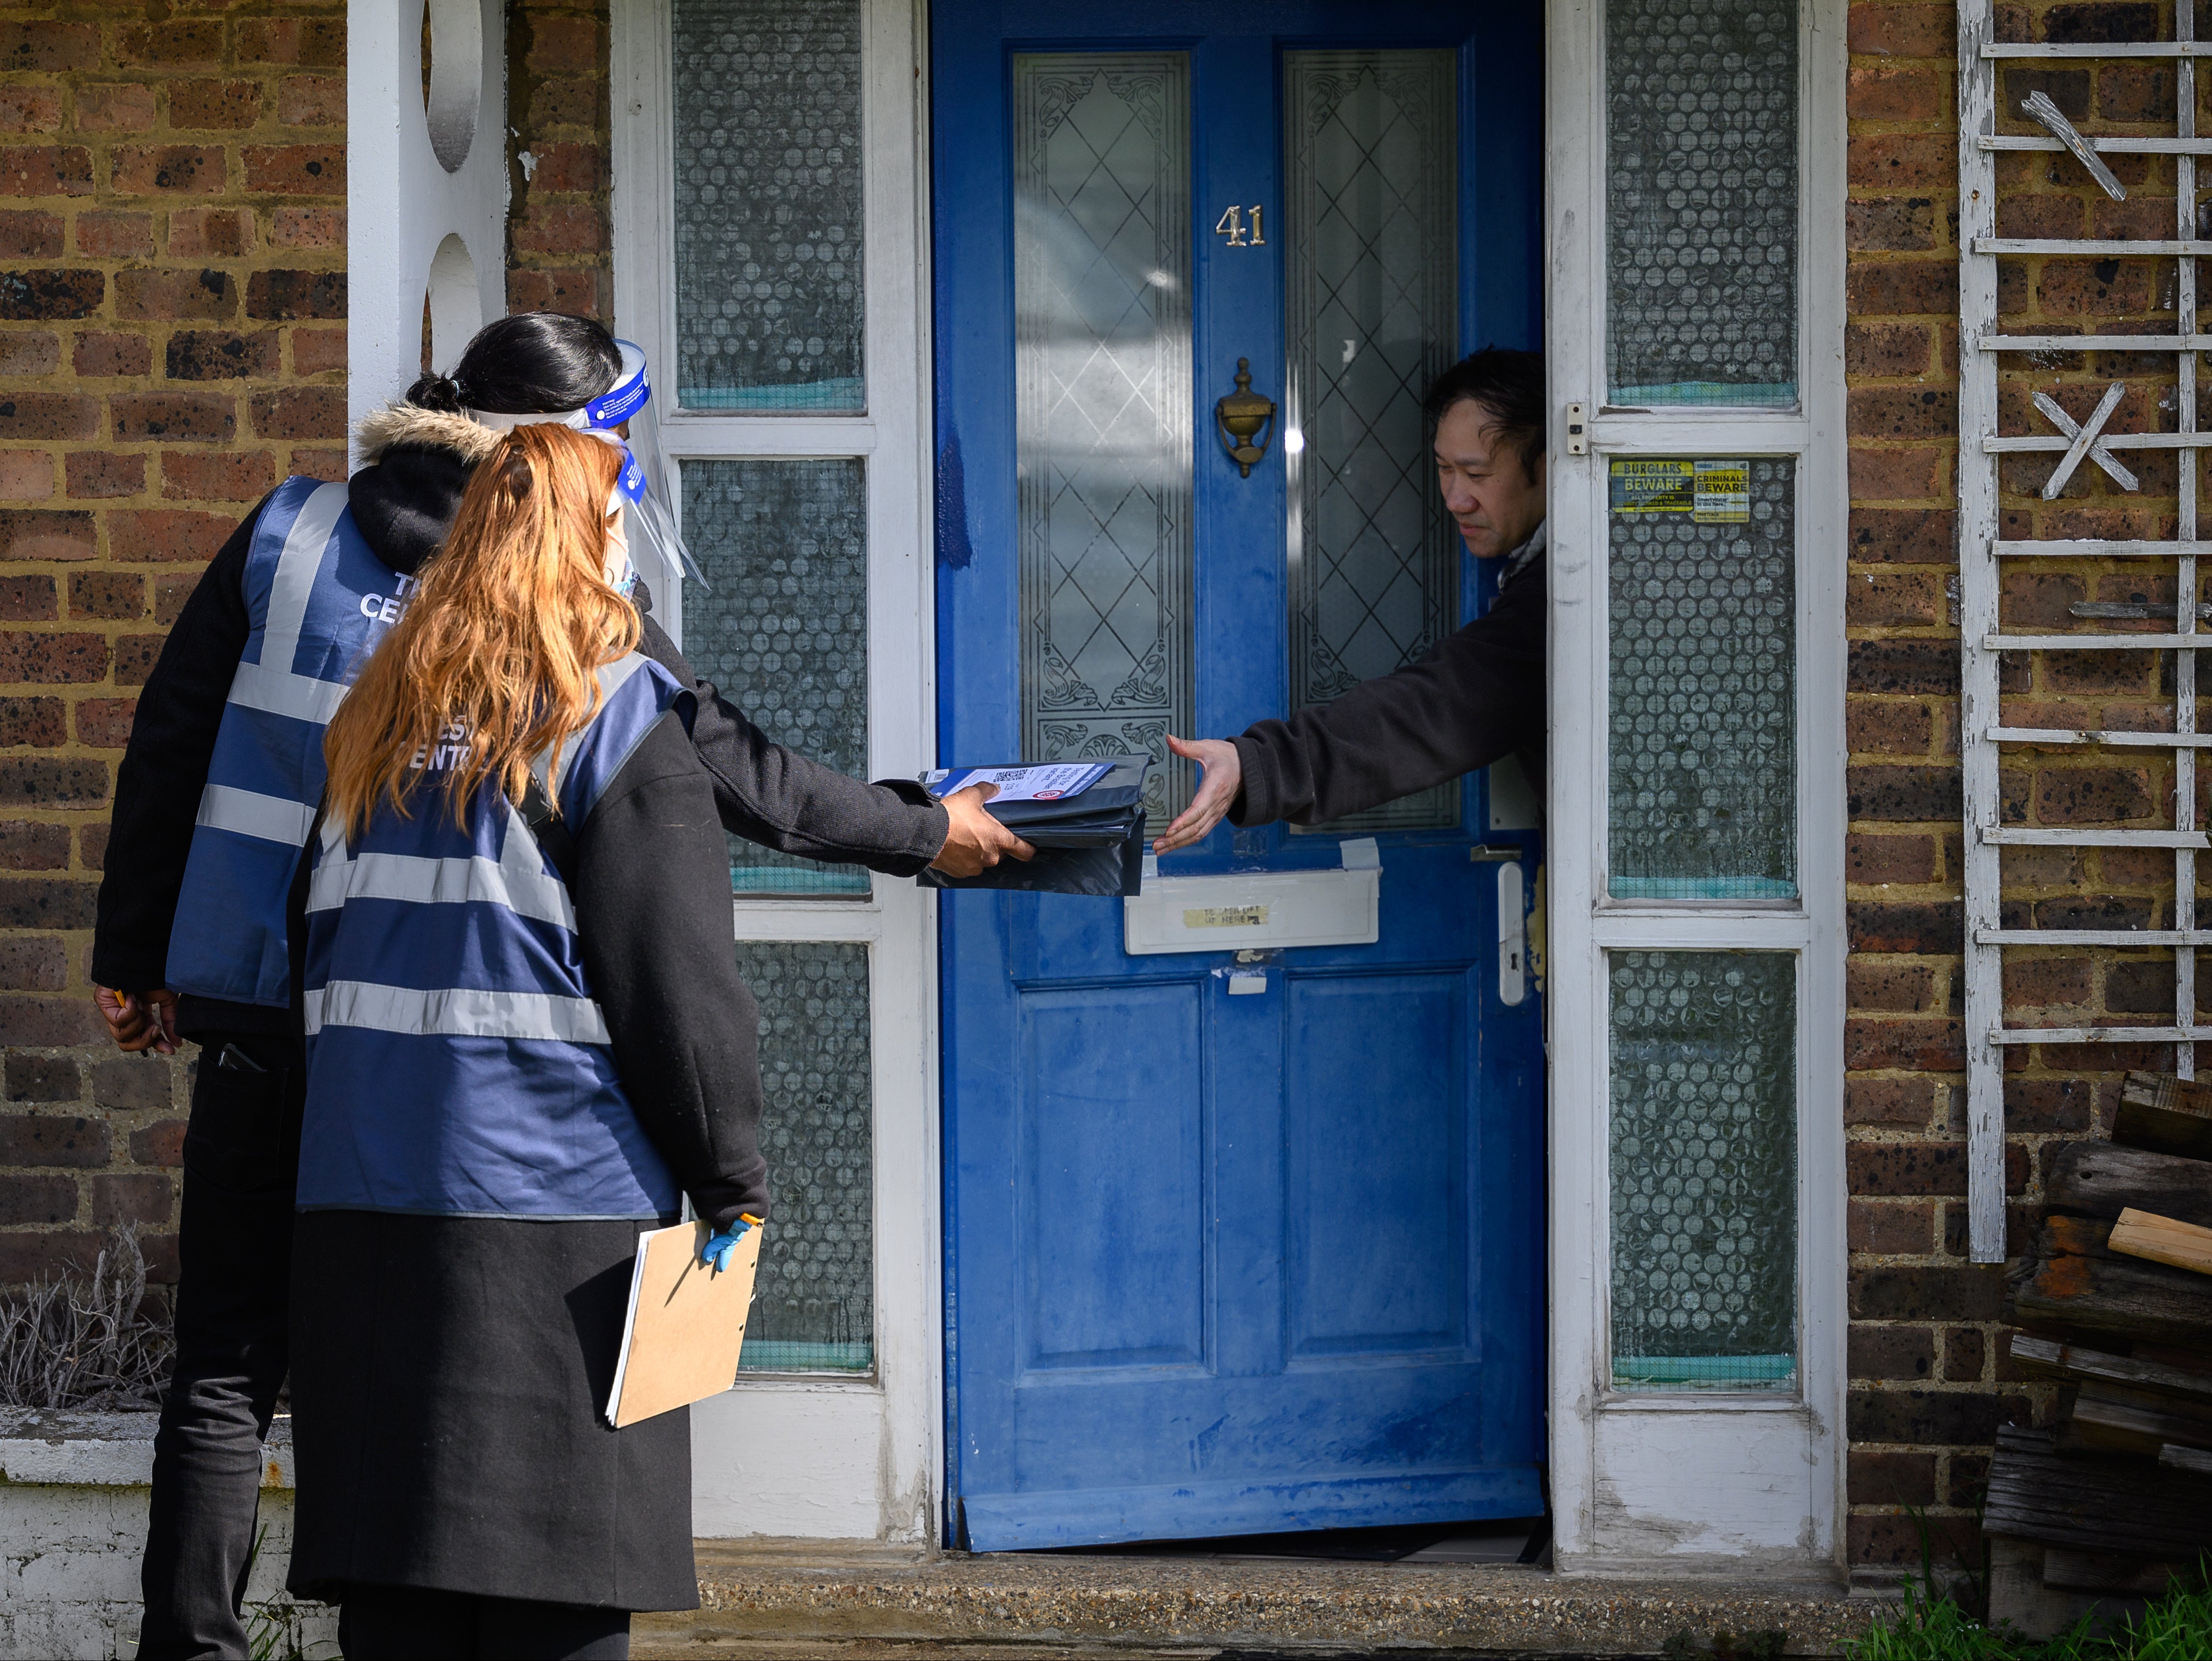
[405,372,468,413]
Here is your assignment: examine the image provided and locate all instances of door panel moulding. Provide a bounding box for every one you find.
[1958,0,2208,1261]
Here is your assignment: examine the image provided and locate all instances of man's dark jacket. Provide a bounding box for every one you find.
[1231,540,1546,827]
[92,403,949,1033]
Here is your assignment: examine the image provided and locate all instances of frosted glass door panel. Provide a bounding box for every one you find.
[1012,52,1194,826]
[1608,456,1795,900]
[734,942,874,1373]
[673,0,864,411]
[1606,0,1798,406]
[1283,48,1458,833]
[681,458,871,895]
[1608,950,1796,1391]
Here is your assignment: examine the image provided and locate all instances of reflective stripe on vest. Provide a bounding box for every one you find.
[165,479,413,1006]
[296,654,690,1222]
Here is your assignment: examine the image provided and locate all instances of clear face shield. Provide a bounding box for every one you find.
[468,339,707,599]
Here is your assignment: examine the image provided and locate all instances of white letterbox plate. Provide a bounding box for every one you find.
[1122,868,1380,955]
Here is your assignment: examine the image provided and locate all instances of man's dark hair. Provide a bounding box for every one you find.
[1423,348,1545,481]
[407,312,625,416]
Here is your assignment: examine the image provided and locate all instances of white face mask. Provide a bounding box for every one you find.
[605,497,636,598]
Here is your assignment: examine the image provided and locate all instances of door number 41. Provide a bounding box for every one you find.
[1214,205,1266,247]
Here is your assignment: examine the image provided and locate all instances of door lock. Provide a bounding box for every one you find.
[1215,358,1278,478]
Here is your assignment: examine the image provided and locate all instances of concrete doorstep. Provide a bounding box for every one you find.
[633,1541,1883,1660]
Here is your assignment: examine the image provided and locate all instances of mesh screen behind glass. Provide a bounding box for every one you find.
[681,458,871,896]
[1609,950,1796,1391]
[1606,0,1798,405]
[734,941,873,1373]
[672,0,864,411]
[1609,457,1795,900]
[1283,48,1459,833]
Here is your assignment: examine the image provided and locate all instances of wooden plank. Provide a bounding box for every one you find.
[2058,1381,2212,1458]
[2047,1141,2212,1230]
[2116,1070,2212,1160]
[1983,828,2212,847]
[2111,1208,2212,1275]
[2162,1442,2212,1474]
[2041,1548,2195,1595]
[1985,1427,2212,1558]
[2007,1216,2212,1351]
[1984,41,2212,56]
[2012,1333,2212,1401]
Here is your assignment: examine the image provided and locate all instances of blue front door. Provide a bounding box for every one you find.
[933,0,1546,1551]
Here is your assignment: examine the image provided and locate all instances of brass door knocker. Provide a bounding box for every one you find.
[1215,358,1277,478]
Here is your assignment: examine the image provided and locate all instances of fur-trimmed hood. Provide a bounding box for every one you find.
[353,401,503,467]
[346,403,494,577]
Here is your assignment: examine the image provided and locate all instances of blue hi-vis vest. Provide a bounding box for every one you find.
[296,655,691,1221]
[167,478,417,1006]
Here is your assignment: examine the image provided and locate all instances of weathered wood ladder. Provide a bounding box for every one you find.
[1959,3,2212,1261]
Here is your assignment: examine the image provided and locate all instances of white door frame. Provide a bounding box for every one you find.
[611,0,943,1543]
[1543,0,1850,1572]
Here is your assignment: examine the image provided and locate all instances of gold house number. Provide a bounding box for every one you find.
[1214,205,1266,247]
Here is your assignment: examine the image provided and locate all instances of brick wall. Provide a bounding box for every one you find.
[0,0,610,1291]
[1844,0,2192,1585]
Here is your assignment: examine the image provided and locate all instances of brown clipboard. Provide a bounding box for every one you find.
[604,1219,760,1429]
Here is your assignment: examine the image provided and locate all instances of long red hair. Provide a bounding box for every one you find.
[323,422,639,835]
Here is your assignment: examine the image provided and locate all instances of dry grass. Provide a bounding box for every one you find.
[0,1224,173,1410]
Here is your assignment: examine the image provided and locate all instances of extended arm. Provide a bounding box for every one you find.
[575,712,771,1229]
[91,497,270,994]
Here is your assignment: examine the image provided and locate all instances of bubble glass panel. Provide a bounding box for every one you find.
[1283,48,1459,833]
[1608,456,1795,900]
[1606,0,1798,405]
[1609,950,1796,1391]
[734,942,873,1372]
[672,0,864,411]
[1013,52,1194,826]
[681,458,871,896]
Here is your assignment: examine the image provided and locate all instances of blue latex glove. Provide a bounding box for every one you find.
[701,1215,758,1273]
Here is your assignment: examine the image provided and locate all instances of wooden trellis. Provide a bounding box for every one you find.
[1958,5,2209,1262]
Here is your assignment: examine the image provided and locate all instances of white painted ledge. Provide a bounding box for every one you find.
[0,1409,295,1489]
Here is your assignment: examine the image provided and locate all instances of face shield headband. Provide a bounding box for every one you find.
[466,340,708,592]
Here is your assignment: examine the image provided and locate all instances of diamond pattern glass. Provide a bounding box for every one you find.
[673,0,864,411]
[1013,52,1193,826]
[734,941,873,1373]
[1609,457,1795,899]
[1283,49,1459,833]
[1606,0,1798,405]
[1609,950,1796,1390]
[681,458,871,896]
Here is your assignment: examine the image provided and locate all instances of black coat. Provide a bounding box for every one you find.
[91,405,949,1033]
[282,714,761,1610]
[1230,552,1546,828]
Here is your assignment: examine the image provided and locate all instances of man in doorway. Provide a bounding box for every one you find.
[1153,347,1547,851]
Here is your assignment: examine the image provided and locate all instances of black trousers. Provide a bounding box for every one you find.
[135,1029,303,1661]
[337,1586,631,1661]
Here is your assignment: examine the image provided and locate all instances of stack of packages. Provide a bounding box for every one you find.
[1985,1071,2212,1633]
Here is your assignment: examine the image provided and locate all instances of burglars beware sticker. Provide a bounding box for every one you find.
[1608,458,1750,524]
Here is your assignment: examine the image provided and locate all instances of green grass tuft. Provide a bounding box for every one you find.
[1846,1560,2212,1661]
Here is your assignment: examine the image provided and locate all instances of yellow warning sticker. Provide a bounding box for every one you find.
[1608,458,1749,524]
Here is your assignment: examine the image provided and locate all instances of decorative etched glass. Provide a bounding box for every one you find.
[1609,457,1795,900]
[1606,0,1798,405]
[1012,52,1193,826]
[672,0,864,410]
[681,459,871,896]
[1609,950,1796,1390]
[1283,49,1459,833]
[734,942,873,1373]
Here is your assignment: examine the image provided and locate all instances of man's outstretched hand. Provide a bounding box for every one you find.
[96,985,179,1056]
[1152,735,1242,853]
[928,782,1036,878]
